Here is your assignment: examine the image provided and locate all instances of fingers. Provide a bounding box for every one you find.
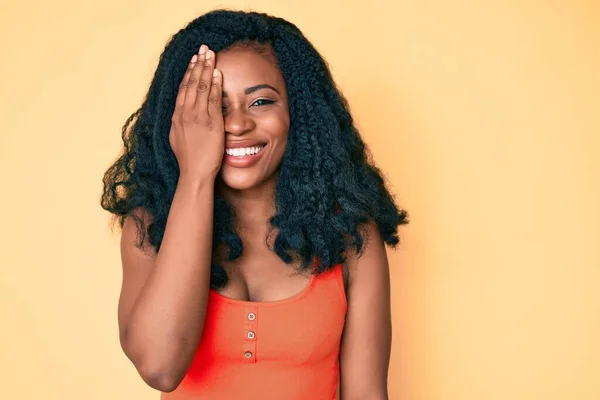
[175,44,218,115]
[207,68,223,118]
[175,54,198,107]
[194,48,216,111]
[183,45,208,106]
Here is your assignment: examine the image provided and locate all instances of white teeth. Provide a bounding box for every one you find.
[225,145,265,157]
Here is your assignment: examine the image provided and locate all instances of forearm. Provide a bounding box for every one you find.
[124,176,215,388]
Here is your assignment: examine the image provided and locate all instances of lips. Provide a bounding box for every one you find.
[223,144,267,168]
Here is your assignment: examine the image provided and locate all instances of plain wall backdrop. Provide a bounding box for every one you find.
[1,0,599,399]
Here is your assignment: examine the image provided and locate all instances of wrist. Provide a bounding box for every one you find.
[177,174,216,191]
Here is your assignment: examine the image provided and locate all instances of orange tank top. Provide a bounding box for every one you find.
[161,263,347,400]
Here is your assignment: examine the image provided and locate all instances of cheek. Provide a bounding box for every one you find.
[264,124,288,169]
[261,113,289,147]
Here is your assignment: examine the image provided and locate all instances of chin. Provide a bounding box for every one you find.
[218,168,263,191]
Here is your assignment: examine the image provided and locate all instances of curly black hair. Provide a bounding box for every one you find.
[100,9,409,289]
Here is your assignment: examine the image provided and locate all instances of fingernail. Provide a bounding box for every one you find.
[199,44,207,54]
[213,69,219,77]
[191,54,198,63]
[205,50,212,60]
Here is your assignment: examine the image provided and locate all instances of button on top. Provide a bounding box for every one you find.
[247,331,256,339]
[247,312,256,321]
[244,351,253,358]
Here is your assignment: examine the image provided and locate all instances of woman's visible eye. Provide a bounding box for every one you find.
[251,99,275,107]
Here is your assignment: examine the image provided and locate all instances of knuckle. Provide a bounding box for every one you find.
[186,77,198,86]
[181,113,196,123]
[197,81,210,92]
[208,92,219,104]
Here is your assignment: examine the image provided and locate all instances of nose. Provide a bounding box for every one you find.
[224,106,255,136]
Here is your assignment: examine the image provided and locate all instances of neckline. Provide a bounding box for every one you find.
[209,272,317,307]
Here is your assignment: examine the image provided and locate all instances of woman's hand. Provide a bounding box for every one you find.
[170,44,224,181]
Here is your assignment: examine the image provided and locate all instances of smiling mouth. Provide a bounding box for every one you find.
[224,144,267,158]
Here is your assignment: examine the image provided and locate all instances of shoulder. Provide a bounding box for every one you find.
[121,207,156,257]
[341,220,389,291]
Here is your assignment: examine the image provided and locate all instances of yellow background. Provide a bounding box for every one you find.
[1,0,598,399]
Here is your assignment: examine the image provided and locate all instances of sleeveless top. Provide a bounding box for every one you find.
[161,263,347,400]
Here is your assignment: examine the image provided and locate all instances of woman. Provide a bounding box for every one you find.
[101,9,408,400]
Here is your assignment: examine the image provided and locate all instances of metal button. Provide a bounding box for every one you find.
[244,351,253,358]
[247,331,256,339]
[247,312,256,321]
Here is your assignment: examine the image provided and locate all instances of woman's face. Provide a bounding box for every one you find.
[214,45,290,191]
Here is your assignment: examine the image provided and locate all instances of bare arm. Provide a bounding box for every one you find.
[118,179,214,392]
[117,45,225,393]
[339,221,392,400]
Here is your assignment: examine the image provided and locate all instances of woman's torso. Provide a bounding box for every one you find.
[161,262,347,400]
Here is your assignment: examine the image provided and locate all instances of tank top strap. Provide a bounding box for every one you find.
[312,263,347,310]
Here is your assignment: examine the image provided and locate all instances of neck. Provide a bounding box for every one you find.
[216,175,277,233]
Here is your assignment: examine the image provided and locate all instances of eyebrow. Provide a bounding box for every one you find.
[222,84,280,98]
